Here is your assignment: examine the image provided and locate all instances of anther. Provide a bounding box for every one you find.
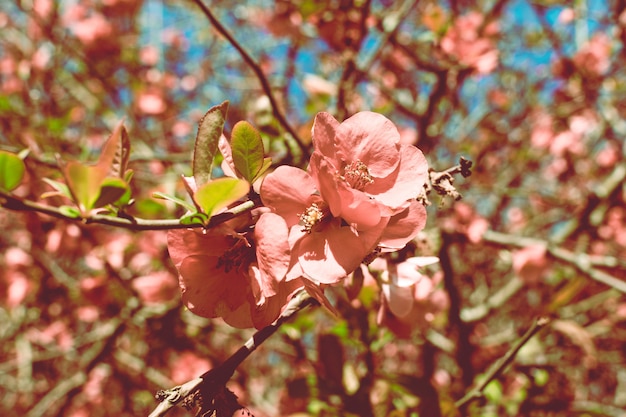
[299,203,325,233]
[342,160,373,190]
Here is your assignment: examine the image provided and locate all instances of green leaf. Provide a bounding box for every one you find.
[41,178,73,200]
[194,101,229,187]
[231,121,265,183]
[98,120,131,178]
[0,150,25,191]
[194,177,249,218]
[254,157,273,182]
[152,191,197,212]
[63,162,108,212]
[180,211,209,225]
[93,177,130,208]
[58,205,82,219]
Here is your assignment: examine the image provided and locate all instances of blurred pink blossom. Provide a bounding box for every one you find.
[512,244,550,284]
[69,13,114,46]
[139,45,160,66]
[558,8,576,24]
[595,142,620,168]
[440,12,499,74]
[380,257,439,319]
[170,351,212,385]
[137,91,167,115]
[380,269,449,337]
[131,271,179,305]
[573,33,612,76]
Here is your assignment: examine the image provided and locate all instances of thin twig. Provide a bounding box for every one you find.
[148,290,317,417]
[483,230,626,294]
[0,190,256,231]
[455,316,551,409]
[189,0,309,160]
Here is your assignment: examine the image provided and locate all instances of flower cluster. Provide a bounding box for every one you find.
[168,111,431,328]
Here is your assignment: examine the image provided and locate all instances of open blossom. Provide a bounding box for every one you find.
[378,257,439,318]
[376,258,448,337]
[261,111,428,284]
[309,111,428,249]
[261,165,388,285]
[167,212,303,329]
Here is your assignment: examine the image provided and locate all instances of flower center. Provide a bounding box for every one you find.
[299,202,326,233]
[216,237,253,273]
[341,160,373,191]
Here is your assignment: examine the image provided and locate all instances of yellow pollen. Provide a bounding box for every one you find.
[342,160,373,190]
[299,203,324,233]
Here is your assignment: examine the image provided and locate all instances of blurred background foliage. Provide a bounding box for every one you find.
[1,0,625,416]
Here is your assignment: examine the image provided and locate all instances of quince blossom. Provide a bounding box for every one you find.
[261,111,429,285]
[375,257,447,337]
[167,212,303,329]
[260,166,387,285]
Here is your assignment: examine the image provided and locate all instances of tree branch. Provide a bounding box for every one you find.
[148,290,318,417]
[482,230,626,294]
[455,316,551,410]
[189,0,309,160]
[0,190,256,231]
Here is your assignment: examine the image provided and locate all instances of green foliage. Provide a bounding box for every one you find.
[193,177,250,219]
[193,101,229,188]
[0,150,25,192]
[230,121,271,183]
[59,122,132,213]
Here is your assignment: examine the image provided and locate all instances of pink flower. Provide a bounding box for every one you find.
[440,12,499,74]
[573,33,612,77]
[379,267,449,338]
[131,271,179,305]
[512,244,550,284]
[261,166,388,284]
[309,111,429,248]
[167,213,302,329]
[311,112,428,216]
[261,111,429,284]
[379,257,439,318]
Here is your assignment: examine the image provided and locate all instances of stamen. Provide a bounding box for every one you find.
[299,203,325,233]
[216,239,252,273]
[342,160,373,190]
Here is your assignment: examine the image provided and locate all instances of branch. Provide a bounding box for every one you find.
[455,316,551,410]
[0,190,256,231]
[483,230,626,294]
[189,0,309,160]
[148,290,318,417]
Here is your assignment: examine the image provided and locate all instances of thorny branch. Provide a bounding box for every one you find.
[148,290,318,417]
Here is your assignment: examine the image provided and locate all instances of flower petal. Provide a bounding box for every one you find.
[382,283,415,318]
[311,112,340,164]
[296,218,387,284]
[392,262,424,287]
[167,228,227,268]
[406,256,440,268]
[251,278,305,329]
[335,112,401,178]
[254,212,291,297]
[379,200,427,249]
[261,166,317,227]
[366,145,429,210]
[337,185,382,230]
[178,254,249,318]
[309,152,342,218]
